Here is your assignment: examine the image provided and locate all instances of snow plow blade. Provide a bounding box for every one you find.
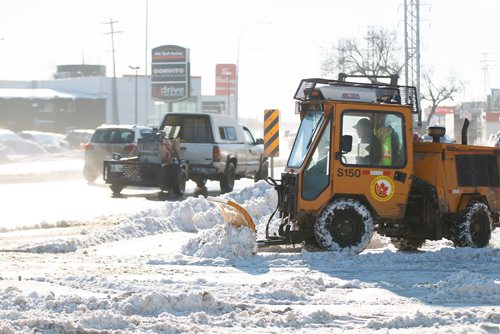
[207,196,255,231]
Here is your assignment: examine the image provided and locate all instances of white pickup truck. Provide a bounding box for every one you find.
[159,112,268,193]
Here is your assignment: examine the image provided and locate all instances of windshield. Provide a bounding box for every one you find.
[287,110,325,168]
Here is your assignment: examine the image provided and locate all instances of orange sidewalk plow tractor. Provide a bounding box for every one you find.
[211,74,499,253]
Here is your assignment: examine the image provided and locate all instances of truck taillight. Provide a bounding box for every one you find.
[213,145,221,162]
[124,144,137,153]
[83,143,94,150]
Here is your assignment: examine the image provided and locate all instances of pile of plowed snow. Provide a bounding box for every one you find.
[16,181,277,259]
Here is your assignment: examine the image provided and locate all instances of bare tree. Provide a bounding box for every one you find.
[321,27,403,82]
[420,71,462,127]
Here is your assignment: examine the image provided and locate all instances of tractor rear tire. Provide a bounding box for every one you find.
[451,201,492,248]
[314,199,374,253]
[391,237,425,251]
[220,162,236,193]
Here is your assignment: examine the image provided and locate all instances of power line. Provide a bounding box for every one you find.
[480,52,494,97]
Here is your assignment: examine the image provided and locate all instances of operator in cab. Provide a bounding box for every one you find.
[353,117,381,165]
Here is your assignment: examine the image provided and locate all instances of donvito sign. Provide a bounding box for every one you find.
[152,63,187,82]
[152,45,190,102]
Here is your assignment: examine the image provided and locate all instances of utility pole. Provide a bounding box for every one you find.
[129,66,140,124]
[144,0,149,124]
[104,19,122,124]
[404,0,421,124]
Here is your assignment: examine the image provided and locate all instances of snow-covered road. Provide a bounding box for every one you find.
[0,158,258,230]
[0,158,498,333]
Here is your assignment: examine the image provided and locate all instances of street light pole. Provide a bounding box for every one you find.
[236,21,271,121]
[129,65,140,124]
[226,73,231,117]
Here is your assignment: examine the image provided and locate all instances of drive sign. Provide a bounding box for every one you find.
[151,45,190,102]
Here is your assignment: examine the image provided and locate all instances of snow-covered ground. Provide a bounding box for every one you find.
[0,178,498,333]
[0,131,498,332]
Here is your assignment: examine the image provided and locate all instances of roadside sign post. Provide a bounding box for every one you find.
[264,109,279,178]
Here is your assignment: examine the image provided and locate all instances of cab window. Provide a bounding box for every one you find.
[341,111,405,168]
[242,127,255,144]
[302,121,331,200]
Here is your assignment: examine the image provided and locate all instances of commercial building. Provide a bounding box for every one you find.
[0,64,237,133]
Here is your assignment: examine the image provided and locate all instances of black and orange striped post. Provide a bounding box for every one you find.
[264,109,279,177]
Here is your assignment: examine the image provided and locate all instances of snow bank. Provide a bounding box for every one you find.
[17,196,219,253]
[180,181,275,259]
[17,181,277,256]
[430,270,500,304]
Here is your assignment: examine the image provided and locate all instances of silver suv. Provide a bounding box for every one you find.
[83,125,153,183]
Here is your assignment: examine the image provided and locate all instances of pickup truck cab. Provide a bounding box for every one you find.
[160,113,267,192]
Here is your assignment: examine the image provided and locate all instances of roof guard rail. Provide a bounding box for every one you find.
[293,78,421,116]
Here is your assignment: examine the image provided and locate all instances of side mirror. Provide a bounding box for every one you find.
[255,138,264,145]
[341,135,353,153]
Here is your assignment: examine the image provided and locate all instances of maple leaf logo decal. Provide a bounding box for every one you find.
[375,180,389,197]
[370,176,395,202]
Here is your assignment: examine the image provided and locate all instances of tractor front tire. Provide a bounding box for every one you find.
[314,199,374,253]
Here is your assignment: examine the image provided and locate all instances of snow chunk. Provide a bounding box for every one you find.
[182,224,256,258]
[119,290,231,316]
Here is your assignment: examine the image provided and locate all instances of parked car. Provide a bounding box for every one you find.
[18,130,70,153]
[421,133,456,144]
[83,125,153,183]
[65,129,94,149]
[0,129,47,160]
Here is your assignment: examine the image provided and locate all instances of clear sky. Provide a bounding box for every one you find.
[0,0,498,121]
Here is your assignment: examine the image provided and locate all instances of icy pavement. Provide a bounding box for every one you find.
[0,181,498,333]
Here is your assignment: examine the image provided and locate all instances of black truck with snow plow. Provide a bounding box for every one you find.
[103,130,188,196]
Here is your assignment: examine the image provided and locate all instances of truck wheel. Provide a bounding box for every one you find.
[391,237,425,251]
[254,160,269,182]
[83,165,98,183]
[220,162,236,193]
[110,184,124,195]
[451,201,492,248]
[193,177,207,188]
[169,165,186,196]
[314,199,374,253]
[160,166,170,192]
